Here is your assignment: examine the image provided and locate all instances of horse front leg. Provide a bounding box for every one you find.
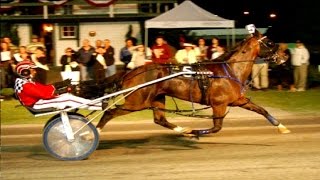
[232,97,291,134]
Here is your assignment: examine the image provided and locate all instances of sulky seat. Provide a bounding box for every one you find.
[24,106,58,115]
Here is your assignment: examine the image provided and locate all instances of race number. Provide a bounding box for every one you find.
[246,24,256,34]
[182,66,192,78]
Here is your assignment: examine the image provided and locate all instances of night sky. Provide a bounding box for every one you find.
[180,0,319,43]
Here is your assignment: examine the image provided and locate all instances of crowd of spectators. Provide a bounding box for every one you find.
[0,34,312,98]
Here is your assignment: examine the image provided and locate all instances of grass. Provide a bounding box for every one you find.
[246,88,320,114]
[1,88,320,125]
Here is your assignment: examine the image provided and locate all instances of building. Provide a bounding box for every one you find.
[0,0,178,66]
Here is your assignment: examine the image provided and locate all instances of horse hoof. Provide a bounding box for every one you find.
[182,127,192,134]
[182,133,195,137]
[277,123,291,134]
[182,133,199,140]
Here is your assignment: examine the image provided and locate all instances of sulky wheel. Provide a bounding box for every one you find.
[43,115,99,161]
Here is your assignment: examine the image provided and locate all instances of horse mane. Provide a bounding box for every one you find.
[217,38,249,61]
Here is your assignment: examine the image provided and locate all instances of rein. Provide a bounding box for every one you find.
[115,105,228,119]
[208,63,247,93]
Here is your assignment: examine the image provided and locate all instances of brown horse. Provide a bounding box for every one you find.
[95,29,290,137]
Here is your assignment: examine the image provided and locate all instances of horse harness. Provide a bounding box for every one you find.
[168,64,212,104]
[168,63,247,104]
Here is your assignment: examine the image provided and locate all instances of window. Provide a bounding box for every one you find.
[59,24,78,39]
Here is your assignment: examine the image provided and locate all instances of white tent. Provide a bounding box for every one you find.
[144,0,235,47]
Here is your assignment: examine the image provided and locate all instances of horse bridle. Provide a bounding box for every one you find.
[258,36,275,54]
[257,36,284,64]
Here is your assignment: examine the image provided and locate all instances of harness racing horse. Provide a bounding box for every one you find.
[96,29,291,137]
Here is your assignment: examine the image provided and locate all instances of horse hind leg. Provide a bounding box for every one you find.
[96,105,133,133]
[232,98,291,134]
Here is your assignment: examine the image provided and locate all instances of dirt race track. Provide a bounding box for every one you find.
[1,107,320,180]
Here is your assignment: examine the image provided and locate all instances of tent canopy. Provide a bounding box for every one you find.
[145,0,235,29]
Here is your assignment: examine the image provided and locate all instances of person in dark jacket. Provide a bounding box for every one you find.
[272,43,294,91]
[120,38,134,71]
[76,39,95,81]
[91,46,107,82]
[60,47,79,71]
[31,47,48,84]
[103,39,116,77]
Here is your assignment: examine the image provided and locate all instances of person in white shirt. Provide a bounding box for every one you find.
[175,43,200,64]
[26,35,46,54]
[196,38,208,61]
[290,40,310,91]
[128,44,152,69]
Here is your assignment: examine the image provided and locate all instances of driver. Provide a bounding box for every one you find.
[14,61,102,111]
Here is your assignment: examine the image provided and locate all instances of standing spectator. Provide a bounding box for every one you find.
[77,39,95,81]
[290,40,310,92]
[211,45,225,60]
[60,47,79,71]
[95,39,103,48]
[120,38,134,71]
[0,41,14,88]
[3,36,18,53]
[196,37,208,61]
[13,46,31,63]
[272,43,294,91]
[12,46,32,75]
[164,39,177,61]
[207,37,220,60]
[175,43,200,64]
[103,39,116,77]
[31,47,49,84]
[26,35,46,54]
[151,36,172,64]
[91,46,107,82]
[129,44,152,69]
[251,56,269,91]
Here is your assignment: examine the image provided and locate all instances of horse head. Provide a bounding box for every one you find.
[249,25,288,65]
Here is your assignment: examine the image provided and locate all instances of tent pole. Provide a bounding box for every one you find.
[232,28,235,46]
[145,28,148,53]
[226,28,230,50]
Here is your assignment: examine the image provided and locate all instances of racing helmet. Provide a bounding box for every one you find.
[16,61,37,78]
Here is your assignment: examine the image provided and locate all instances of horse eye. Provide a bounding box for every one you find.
[267,41,275,46]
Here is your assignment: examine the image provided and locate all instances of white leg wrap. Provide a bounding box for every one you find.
[277,123,291,134]
[96,128,101,134]
[173,126,184,133]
